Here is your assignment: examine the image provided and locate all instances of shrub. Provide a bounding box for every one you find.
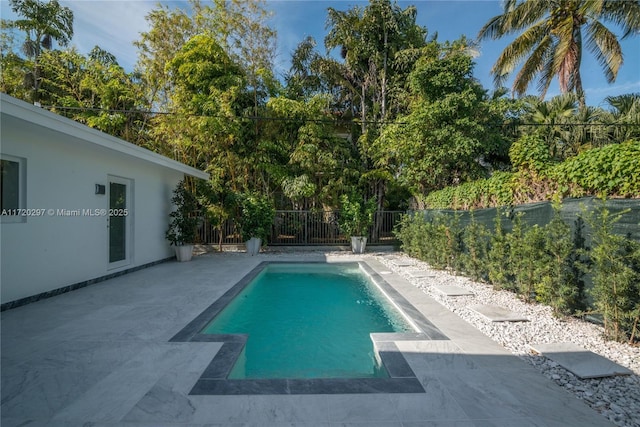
[535,205,584,315]
[486,210,513,290]
[460,213,490,281]
[509,133,554,173]
[238,192,275,242]
[396,199,639,342]
[166,180,199,246]
[585,205,640,343]
[507,214,547,301]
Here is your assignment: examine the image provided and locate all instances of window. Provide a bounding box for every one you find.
[1,155,26,223]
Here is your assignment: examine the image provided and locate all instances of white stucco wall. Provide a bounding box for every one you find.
[1,100,206,305]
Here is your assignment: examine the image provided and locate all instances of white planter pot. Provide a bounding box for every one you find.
[175,244,194,262]
[351,236,367,254]
[246,237,262,256]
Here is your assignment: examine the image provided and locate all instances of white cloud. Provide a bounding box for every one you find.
[61,0,159,69]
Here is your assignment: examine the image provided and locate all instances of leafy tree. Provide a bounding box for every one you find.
[284,36,324,100]
[0,20,29,99]
[134,4,196,115]
[322,0,429,217]
[266,95,358,210]
[376,40,503,199]
[36,46,145,144]
[7,0,73,102]
[205,0,277,117]
[478,0,640,107]
[324,0,426,131]
[159,33,245,183]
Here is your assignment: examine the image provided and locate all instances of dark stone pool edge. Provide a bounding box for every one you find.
[169,260,449,395]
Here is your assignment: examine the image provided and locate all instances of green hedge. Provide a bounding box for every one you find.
[395,202,640,343]
[423,140,640,210]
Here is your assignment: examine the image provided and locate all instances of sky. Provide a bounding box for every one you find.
[2,0,639,107]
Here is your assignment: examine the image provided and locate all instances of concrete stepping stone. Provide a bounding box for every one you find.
[407,271,435,279]
[432,285,474,296]
[529,342,632,379]
[469,304,529,322]
[391,260,415,267]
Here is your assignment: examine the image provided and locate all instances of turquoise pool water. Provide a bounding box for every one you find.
[201,263,414,379]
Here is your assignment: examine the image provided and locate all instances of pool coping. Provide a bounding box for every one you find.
[169,260,449,395]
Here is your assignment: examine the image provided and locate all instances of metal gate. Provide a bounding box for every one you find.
[197,210,403,246]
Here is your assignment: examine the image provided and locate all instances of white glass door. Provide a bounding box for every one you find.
[108,176,132,268]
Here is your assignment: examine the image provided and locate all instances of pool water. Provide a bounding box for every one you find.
[201,263,414,379]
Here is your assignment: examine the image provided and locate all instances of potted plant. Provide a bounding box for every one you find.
[166,180,199,262]
[238,192,275,255]
[339,193,376,254]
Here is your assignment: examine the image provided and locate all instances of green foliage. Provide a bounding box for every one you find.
[338,194,376,238]
[486,211,513,290]
[394,212,462,271]
[7,0,74,102]
[507,214,547,300]
[376,40,501,196]
[509,134,554,173]
[195,180,236,251]
[166,180,199,246]
[237,192,275,242]
[584,205,640,343]
[535,206,584,315]
[397,200,640,341]
[460,214,490,281]
[425,140,640,210]
[554,140,640,198]
[424,171,514,210]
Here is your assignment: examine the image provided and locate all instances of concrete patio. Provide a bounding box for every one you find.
[1,251,614,426]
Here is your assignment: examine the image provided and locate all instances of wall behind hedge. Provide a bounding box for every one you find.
[419,197,640,242]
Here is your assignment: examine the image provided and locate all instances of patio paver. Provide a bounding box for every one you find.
[432,284,475,296]
[470,304,529,322]
[529,342,633,379]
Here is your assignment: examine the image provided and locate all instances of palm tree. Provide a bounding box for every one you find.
[478,0,640,107]
[604,93,640,141]
[9,0,73,102]
[524,93,578,159]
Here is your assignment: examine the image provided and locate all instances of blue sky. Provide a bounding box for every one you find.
[2,0,639,107]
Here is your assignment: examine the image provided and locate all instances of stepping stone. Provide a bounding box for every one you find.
[391,261,415,267]
[470,304,529,322]
[529,342,632,379]
[407,271,434,279]
[432,285,474,296]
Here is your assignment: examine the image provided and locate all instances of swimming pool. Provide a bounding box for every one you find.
[170,261,449,394]
[201,263,414,379]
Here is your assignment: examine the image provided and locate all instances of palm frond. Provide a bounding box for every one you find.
[601,0,640,39]
[491,20,550,87]
[535,42,559,100]
[585,20,623,83]
[513,34,553,97]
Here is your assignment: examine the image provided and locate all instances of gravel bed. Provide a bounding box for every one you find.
[376,252,640,427]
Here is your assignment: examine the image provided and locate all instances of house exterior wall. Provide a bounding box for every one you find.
[1,113,185,305]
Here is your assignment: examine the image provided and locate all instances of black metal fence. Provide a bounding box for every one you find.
[197,210,404,246]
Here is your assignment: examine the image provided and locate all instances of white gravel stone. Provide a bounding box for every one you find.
[375,252,640,427]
